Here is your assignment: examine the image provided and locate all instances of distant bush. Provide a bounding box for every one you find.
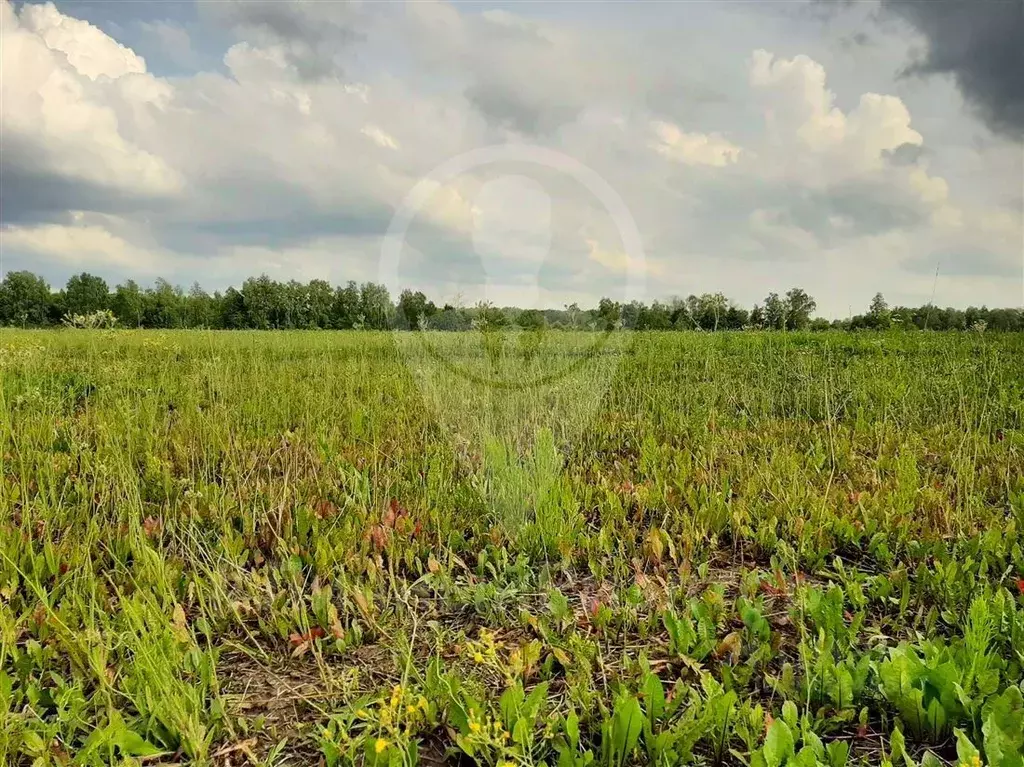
[62,309,118,329]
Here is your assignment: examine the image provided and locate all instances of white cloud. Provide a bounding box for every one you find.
[0,0,1018,316]
[650,121,743,167]
[3,219,161,271]
[0,1,182,198]
[361,125,400,150]
[19,1,146,80]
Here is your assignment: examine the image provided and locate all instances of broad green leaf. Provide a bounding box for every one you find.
[611,696,643,767]
[954,728,980,764]
[566,711,580,750]
[763,719,795,767]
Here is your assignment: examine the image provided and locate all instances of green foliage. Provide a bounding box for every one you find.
[0,330,1022,765]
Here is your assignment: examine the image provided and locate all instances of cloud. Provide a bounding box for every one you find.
[650,121,743,167]
[0,1,183,220]
[586,238,659,277]
[405,1,622,134]
[137,20,199,69]
[882,0,1024,137]
[205,0,365,81]
[3,218,161,271]
[0,0,1018,316]
[361,125,400,150]
[750,49,926,180]
[18,1,146,79]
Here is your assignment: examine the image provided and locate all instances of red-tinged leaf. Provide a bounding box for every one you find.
[370,525,389,550]
[1016,578,1024,596]
[314,500,338,519]
[289,626,326,646]
[856,723,869,739]
[761,582,788,598]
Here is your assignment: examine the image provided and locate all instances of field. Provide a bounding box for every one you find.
[1,329,1022,767]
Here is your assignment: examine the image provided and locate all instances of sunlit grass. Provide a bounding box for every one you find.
[1,329,1022,766]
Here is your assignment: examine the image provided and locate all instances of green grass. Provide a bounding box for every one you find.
[1,329,1022,767]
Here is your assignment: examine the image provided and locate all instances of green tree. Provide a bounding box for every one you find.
[281,280,308,329]
[763,292,786,330]
[749,304,765,328]
[516,308,546,330]
[598,296,618,329]
[783,287,816,330]
[359,282,393,330]
[241,275,282,329]
[725,304,749,330]
[306,279,334,329]
[219,287,247,329]
[63,273,110,316]
[397,289,436,330]
[563,302,581,329]
[868,292,891,329]
[0,271,53,326]
[111,280,145,328]
[331,281,361,329]
[144,279,184,328]
[184,282,217,328]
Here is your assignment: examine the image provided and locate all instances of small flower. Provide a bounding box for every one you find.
[469,720,481,733]
[473,651,484,663]
[375,738,389,754]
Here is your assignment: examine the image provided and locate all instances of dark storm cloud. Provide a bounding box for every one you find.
[0,135,173,226]
[882,0,1024,137]
[463,82,578,135]
[680,174,932,256]
[903,247,1022,279]
[883,142,927,167]
[205,0,364,80]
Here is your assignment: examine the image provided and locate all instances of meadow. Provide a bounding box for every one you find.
[1,329,1022,767]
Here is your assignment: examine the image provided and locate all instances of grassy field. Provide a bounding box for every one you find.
[1,329,1022,767]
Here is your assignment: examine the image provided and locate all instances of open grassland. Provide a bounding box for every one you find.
[1,330,1023,767]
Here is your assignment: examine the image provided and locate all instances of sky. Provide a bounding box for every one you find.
[1,0,1021,317]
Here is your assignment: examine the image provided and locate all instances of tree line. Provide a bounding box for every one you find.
[0,270,1021,332]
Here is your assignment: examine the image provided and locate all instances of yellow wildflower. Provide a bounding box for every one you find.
[375,738,388,754]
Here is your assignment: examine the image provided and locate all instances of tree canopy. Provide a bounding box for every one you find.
[1,270,1021,332]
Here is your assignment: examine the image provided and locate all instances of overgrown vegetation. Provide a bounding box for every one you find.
[2,270,1022,331]
[1,329,1022,766]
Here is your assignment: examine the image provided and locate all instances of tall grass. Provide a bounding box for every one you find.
[1,329,1021,766]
